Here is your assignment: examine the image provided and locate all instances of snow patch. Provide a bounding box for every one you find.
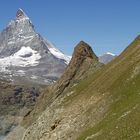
[8,41,14,44]
[17,70,26,76]
[43,39,71,64]
[31,75,38,79]
[0,46,41,70]
[15,46,33,57]
[106,52,116,56]
[48,47,71,64]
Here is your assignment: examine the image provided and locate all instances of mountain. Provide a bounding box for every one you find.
[0,8,70,85]
[4,41,103,140]
[2,9,140,140]
[8,35,140,140]
[99,52,117,64]
[0,8,70,140]
[20,41,103,127]
[0,79,43,140]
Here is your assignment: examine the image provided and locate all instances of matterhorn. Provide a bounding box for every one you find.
[0,9,70,85]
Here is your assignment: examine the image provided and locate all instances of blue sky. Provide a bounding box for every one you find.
[0,0,140,56]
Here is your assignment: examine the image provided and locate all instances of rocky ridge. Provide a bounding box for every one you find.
[19,41,103,140]
[20,35,140,140]
[2,9,140,140]
[0,8,71,139]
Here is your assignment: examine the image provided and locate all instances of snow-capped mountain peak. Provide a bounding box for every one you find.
[0,9,70,85]
[106,52,116,56]
[16,8,29,19]
[43,39,70,64]
[48,47,70,64]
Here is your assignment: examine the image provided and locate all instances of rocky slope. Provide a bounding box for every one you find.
[18,35,140,140]
[0,9,70,85]
[3,41,102,140]
[2,10,140,139]
[0,9,71,139]
[20,41,103,128]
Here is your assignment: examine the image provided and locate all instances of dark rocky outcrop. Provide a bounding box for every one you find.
[53,41,99,93]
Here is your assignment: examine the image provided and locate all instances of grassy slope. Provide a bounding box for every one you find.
[77,68,140,140]
[21,36,140,140]
[75,36,140,139]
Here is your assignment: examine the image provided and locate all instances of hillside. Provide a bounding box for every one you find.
[21,41,103,128]
[5,36,140,140]
[77,35,140,139]
[22,35,140,140]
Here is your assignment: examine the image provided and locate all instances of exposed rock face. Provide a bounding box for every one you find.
[20,41,102,140]
[22,36,140,140]
[19,36,140,140]
[53,41,99,92]
[16,9,26,19]
[0,8,70,85]
[4,34,140,139]
[21,41,101,127]
[0,8,70,140]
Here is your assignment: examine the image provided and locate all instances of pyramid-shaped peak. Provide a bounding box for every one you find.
[16,8,29,19]
[73,40,98,61]
[78,40,89,45]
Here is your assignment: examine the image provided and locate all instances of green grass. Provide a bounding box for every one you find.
[21,35,140,139]
[77,65,140,140]
[76,37,140,139]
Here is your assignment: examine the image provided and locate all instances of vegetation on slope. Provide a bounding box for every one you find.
[77,35,140,140]
[22,36,140,140]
